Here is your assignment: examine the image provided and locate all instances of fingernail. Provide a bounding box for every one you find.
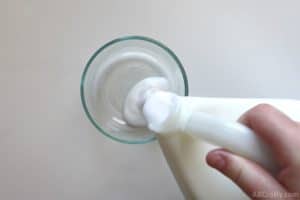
[208,152,226,170]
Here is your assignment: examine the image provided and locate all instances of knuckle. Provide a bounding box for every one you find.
[244,104,274,122]
[252,103,274,114]
[223,155,245,185]
[231,163,244,185]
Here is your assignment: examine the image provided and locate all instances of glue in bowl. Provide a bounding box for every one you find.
[80,36,188,144]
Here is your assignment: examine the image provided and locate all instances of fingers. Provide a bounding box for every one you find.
[206,149,287,199]
[238,104,300,166]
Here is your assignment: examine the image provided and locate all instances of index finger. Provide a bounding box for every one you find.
[239,104,300,167]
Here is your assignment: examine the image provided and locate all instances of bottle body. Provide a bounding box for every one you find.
[158,134,249,199]
[158,97,300,199]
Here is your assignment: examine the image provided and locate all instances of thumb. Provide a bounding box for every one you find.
[206,149,287,199]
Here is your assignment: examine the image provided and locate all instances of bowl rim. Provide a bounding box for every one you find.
[80,35,189,144]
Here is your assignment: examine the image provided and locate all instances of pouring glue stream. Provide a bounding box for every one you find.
[123,77,300,173]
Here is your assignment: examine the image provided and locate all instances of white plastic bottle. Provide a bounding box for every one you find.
[124,77,300,199]
[153,96,300,199]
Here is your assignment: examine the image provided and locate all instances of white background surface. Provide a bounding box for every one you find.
[1,0,300,199]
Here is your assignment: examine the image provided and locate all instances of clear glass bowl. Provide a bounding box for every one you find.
[80,36,189,144]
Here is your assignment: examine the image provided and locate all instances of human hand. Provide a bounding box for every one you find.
[206,104,300,199]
